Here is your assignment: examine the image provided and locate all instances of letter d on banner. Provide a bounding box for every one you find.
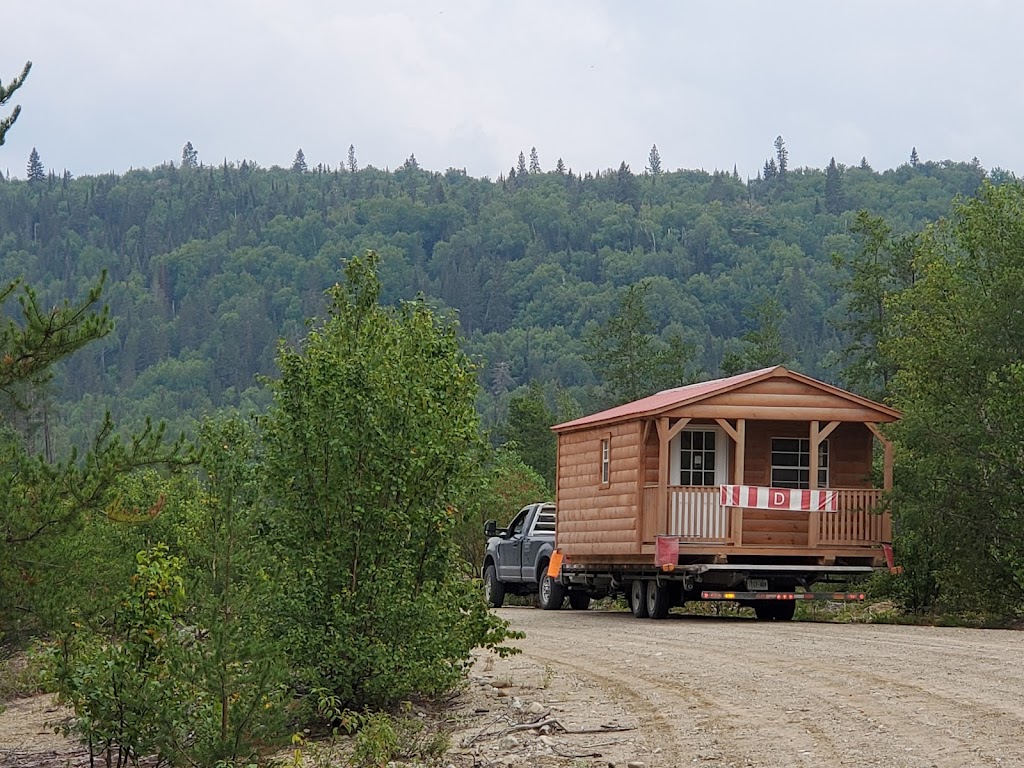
[769,489,789,508]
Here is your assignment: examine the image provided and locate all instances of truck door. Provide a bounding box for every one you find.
[496,507,531,581]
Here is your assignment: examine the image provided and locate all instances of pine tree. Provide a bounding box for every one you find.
[763,157,777,180]
[291,148,308,173]
[910,146,919,167]
[555,157,566,175]
[859,156,872,170]
[516,151,528,177]
[646,144,662,181]
[529,147,541,174]
[403,153,419,170]
[0,60,31,146]
[26,146,45,182]
[824,156,844,214]
[774,135,788,178]
[347,144,358,173]
[181,141,198,169]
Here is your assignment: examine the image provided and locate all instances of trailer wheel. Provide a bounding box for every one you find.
[646,579,671,619]
[538,569,566,610]
[629,580,649,618]
[568,592,591,610]
[483,564,505,609]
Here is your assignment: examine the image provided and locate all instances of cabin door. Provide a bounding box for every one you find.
[667,428,730,539]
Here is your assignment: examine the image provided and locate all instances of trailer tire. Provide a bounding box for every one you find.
[630,580,649,618]
[646,579,671,619]
[538,569,566,610]
[483,564,505,609]
[568,592,591,610]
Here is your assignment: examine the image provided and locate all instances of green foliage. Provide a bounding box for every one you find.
[886,182,1024,618]
[499,381,565,490]
[262,251,516,710]
[41,544,189,767]
[458,446,549,571]
[584,280,698,405]
[0,61,31,146]
[831,212,918,400]
[720,297,791,375]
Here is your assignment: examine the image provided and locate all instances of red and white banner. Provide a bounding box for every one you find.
[720,485,838,512]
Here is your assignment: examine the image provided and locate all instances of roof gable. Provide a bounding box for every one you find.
[552,366,900,432]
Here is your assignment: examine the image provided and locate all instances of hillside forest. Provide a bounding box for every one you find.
[3,121,1024,765]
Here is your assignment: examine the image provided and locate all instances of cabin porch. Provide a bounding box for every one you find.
[639,484,891,562]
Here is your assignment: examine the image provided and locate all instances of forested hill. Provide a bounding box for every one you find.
[0,149,990,450]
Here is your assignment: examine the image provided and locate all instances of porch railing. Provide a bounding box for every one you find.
[650,485,887,547]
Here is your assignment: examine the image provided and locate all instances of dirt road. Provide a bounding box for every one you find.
[476,606,1024,768]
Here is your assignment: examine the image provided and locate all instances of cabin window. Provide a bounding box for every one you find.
[600,437,610,486]
[679,429,717,486]
[771,438,829,489]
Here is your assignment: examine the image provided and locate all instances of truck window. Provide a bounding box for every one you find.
[508,509,529,537]
[533,506,556,533]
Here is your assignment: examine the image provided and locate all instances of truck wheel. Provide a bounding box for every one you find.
[630,580,649,618]
[568,592,591,610]
[483,564,505,609]
[538,569,566,610]
[646,579,671,619]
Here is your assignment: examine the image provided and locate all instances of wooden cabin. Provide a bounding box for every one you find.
[551,366,898,567]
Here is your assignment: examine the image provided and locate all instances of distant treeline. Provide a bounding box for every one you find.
[0,143,991,450]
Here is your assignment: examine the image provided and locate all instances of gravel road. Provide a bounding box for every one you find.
[492,606,1024,768]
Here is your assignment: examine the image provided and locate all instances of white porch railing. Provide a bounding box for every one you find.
[649,485,887,546]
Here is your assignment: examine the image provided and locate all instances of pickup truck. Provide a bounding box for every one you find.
[482,502,590,610]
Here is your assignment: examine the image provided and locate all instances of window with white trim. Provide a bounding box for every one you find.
[600,437,610,485]
[771,437,828,489]
[679,429,717,486]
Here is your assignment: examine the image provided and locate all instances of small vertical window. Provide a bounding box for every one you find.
[600,437,610,485]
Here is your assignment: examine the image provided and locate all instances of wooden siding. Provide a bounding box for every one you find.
[741,421,872,488]
[556,421,642,555]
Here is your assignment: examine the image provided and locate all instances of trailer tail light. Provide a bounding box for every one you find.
[701,591,866,601]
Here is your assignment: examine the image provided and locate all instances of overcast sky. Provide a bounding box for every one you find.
[3,1,1022,181]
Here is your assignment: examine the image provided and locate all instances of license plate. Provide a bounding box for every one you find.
[746,578,768,591]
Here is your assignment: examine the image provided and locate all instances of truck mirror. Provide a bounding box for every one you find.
[483,520,497,538]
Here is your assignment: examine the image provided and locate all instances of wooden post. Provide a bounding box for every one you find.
[865,423,895,491]
[657,417,670,536]
[735,418,746,485]
[809,420,819,490]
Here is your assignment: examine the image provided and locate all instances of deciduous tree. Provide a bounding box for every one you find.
[262,251,513,709]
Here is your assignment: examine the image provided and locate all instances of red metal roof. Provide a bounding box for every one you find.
[551,366,900,432]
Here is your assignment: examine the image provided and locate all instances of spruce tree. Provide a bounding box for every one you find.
[516,151,528,177]
[529,147,541,174]
[26,146,45,182]
[181,141,198,169]
[910,146,920,167]
[774,135,788,178]
[859,156,872,170]
[347,144,358,173]
[0,61,31,146]
[824,156,844,214]
[291,148,308,173]
[646,144,662,181]
[555,157,566,175]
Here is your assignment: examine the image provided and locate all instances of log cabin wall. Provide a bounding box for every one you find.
[743,421,873,488]
[557,421,642,556]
